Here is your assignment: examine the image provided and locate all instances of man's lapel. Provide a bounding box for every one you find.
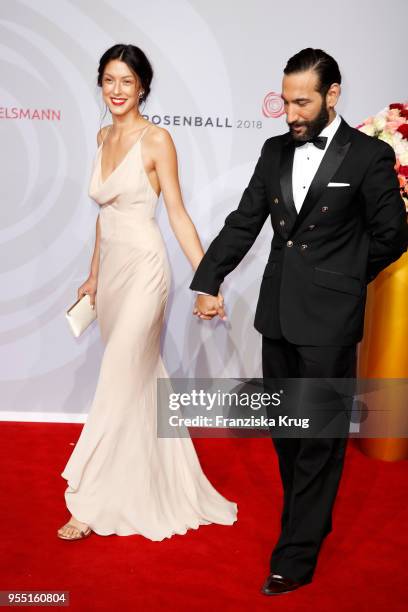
[279,134,298,226]
[291,118,352,234]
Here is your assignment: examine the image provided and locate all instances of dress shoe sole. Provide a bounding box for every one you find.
[261,579,310,596]
[261,586,300,596]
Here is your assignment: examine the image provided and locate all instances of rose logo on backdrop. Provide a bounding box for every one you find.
[262,92,285,118]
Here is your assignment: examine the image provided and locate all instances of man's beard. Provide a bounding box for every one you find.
[288,101,330,142]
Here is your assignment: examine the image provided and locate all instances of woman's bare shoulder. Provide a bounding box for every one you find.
[96,124,112,147]
[144,123,175,156]
[144,122,173,143]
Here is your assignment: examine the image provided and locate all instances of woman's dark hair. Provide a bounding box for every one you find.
[284,48,341,98]
[97,44,153,103]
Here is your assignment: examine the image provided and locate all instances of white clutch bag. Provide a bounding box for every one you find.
[65,293,97,337]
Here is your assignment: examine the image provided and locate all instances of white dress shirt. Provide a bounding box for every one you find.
[292,113,341,212]
[197,113,341,295]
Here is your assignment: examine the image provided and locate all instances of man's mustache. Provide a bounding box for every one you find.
[287,121,308,128]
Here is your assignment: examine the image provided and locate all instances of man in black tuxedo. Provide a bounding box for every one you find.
[190,48,407,595]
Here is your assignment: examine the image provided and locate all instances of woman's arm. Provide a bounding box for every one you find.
[89,128,107,280]
[77,214,99,305]
[89,215,101,280]
[150,129,205,271]
[76,130,107,305]
[145,127,225,319]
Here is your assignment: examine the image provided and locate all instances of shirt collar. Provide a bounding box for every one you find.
[319,112,341,145]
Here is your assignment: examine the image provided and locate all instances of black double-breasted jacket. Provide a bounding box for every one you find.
[190,118,407,345]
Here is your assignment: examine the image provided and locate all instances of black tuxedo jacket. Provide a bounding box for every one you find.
[190,118,407,345]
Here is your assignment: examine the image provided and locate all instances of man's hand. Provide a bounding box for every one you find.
[193,293,227,320]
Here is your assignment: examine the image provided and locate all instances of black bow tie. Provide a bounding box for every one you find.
[294,135,328,150]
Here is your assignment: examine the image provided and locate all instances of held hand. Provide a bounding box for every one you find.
[77,276,98,309]
[193,292,227,321]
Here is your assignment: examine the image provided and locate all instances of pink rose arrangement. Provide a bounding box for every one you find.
[358,103,408,211]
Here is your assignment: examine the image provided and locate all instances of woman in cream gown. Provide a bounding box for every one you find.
[57,44,237,541]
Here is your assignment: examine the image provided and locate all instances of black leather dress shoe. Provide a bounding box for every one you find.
[261,573,308,596]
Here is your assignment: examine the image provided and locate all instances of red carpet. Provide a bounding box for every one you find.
[0,422,407,611]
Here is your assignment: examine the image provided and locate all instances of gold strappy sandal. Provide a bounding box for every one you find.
[57,523,92,541]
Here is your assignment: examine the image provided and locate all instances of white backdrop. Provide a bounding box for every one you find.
[1,0,407,419]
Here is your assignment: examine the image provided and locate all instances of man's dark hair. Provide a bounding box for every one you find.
[284,48,341,97]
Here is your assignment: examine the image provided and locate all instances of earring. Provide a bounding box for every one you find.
[139,91,144,98]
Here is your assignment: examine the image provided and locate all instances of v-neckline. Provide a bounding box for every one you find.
[99,126,148,186]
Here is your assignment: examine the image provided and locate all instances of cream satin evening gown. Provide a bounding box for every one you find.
[61,125,237,539]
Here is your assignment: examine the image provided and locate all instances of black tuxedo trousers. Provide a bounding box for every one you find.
[262,336,357,583]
